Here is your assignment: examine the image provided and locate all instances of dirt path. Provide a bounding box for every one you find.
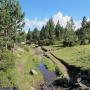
[16,58,31,90]
[15,47,43,90]
[34,47,44,55]
[15,47,36,90]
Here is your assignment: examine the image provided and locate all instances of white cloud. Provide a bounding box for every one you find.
[24,12,90,32]
[87,18,90,21]
[52,12,71,27]
[74,20,81,30]
[24,18,48,32]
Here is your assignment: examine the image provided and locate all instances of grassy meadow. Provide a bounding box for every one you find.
[44,44,90,70]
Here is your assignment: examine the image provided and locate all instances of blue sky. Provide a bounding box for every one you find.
[19,0,90,31]
[19,0,90,20]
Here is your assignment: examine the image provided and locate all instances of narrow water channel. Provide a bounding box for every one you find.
[38,54,57,83]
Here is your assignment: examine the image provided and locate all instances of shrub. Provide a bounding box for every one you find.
[0,50,15,70]
[63,41,77,47]
[39,39,55,46]
[0,38,3,49]
[0,50,15,88]
[7,41,14,50]
[80,39,89,45]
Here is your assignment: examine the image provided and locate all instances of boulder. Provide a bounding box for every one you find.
[29,69,37,75]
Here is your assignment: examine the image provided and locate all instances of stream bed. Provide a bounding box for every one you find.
[38,53,57,83]
[38,63,57,83]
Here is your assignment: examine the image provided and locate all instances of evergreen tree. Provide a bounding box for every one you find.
[0,0,12,49]
[81,16,87,28]
[40,26,45,40]
[63,18,77,47]
[26,29,32,43]
[55,21,63,40]
[16,30,26,43]
[0,0,25,49]
[45,18,55,39]
[11,0,25,44]
[77,17,90,45]
[32,28,40,43]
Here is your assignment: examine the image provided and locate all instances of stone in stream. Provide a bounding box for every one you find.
[31,87,36,90]
[29,69,37,75]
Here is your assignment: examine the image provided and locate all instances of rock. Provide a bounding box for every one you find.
[31,87,35,90]
[21,42,26,45]
[30,69,37,75]
[78,82,89,90]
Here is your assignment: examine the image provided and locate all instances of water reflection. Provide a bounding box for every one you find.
[39,63,57,83]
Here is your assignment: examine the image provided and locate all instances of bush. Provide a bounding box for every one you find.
[0,50,15,88]
[7,41,14,50]
[0,38,3,49]
[63,41,77,47]
[0,50,15,70]
[39,39,55,46]
[80,39,89,45]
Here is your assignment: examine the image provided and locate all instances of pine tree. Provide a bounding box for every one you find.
[0,0,12,49]
[45,18,55,39]
[40,26,45,40]
[0,0,25,49]
[11,0,25,44]
[63,18,77,47]
[81,16,87,28]
[77,17,90,45]
[55,21,64,40]
[32,28,40,43]
[27,29,32,41]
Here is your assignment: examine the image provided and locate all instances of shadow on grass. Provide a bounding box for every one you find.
[52,45,64,50]
[51,52,90,78]
[50,52,90,87]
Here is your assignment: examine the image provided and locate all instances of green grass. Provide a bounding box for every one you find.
[45,45,90,70]
[43,57,56,71]
[0,50,16,88]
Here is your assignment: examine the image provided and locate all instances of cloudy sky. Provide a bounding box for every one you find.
[19,0,90,32]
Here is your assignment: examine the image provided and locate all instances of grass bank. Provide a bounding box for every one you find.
[43,56,56,71]
[45,45,90,70]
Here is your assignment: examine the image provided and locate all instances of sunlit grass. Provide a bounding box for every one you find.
[43,57,56,71]
[46,45,90,70]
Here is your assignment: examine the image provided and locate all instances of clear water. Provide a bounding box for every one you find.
[38,63,57,83]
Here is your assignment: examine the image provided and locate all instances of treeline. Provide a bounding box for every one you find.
[0,0,25,88]
[26,16,90,47]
